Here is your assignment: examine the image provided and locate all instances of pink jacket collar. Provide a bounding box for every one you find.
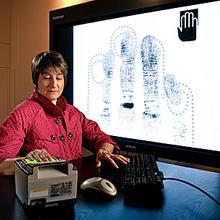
[31,89,67,117]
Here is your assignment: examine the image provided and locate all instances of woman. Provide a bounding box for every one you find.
[0,51,129,175]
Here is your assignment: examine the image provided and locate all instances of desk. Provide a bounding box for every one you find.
[0,155,220,220]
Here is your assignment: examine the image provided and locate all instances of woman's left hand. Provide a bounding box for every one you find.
[96,143,130,168]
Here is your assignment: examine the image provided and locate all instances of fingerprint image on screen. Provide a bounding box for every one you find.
[111,26,137,128]
[87,50,115,126]
[163,74,194,146]
[140,35,164,139]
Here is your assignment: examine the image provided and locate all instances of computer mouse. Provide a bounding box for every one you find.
[80,177,117,197]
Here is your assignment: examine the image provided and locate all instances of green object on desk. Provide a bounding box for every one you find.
[24,157,56,163]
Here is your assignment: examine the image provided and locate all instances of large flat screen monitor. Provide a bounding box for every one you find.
[50,0,220,168]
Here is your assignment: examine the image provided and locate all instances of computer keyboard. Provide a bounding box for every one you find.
[122,154,164,194]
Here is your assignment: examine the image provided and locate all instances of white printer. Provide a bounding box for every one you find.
[14,157,78,208]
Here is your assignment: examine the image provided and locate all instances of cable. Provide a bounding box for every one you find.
[164,177,220,206]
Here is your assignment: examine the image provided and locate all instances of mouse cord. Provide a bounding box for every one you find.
[163,177,220,206]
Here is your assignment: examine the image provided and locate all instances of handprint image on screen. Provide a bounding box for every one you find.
[73,1,220,152]
[178,9,198,41]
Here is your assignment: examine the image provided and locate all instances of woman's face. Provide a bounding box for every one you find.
[37,66,64,104]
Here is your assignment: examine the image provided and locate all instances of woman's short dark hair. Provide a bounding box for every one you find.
[31,51,68,88]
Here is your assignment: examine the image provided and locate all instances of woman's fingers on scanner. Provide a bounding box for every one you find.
[41,149,53,161]
[26,149,53,162]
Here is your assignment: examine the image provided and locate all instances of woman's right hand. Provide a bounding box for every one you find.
[25,149,53,162]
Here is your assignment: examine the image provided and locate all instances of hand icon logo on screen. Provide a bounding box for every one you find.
[178,9,198,42]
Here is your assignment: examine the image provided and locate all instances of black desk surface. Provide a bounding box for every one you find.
[0,155,220,220]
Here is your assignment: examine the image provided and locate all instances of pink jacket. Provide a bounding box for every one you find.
[0,90,119,162]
